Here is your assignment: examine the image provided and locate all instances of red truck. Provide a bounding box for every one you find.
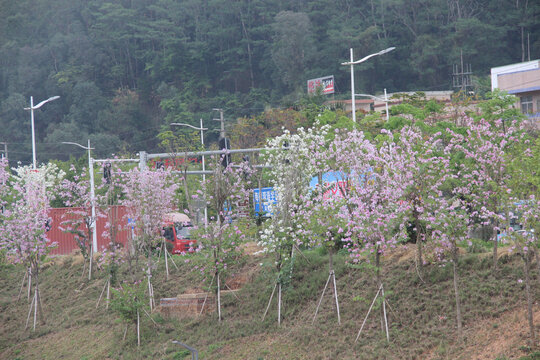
[162,212,195,254]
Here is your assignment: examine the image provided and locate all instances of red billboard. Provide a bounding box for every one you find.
[307,75,335,95]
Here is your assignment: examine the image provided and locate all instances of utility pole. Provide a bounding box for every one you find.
[0,142,7,160]
[452,50,472,95]
[213,108,226,140]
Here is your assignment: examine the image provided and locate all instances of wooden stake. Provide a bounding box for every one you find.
[122,325,128,341]
[262,282,277,321]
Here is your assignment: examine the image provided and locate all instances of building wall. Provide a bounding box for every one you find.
[491,60,540,91]
[498,68,540,95]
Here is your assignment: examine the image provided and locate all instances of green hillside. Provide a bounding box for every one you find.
[1,244,539,359]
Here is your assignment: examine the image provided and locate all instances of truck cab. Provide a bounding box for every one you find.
[163,212,194,254]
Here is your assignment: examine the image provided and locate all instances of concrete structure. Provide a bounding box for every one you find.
[491,60,540,126]
[326,99,373,113]
[372,91,454,114]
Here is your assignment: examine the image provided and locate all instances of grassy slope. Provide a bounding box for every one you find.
[0,245,539,360]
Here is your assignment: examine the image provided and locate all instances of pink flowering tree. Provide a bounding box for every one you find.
[428,196,472,338]
[506,197,540,342]
[391,125,451,277]
[447,118,519,269]
[57,165,104,280]
[0,167,57,330]
[196,156,253,322]
[119,167,179,310]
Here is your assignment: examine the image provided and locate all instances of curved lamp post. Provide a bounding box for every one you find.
[341,47,394,123]
[61,140,97,254]
[356,88,391,121]
[170,120,208,227]
[24,96,60,169]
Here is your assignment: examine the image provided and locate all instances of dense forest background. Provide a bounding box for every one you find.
[0,0,539,165]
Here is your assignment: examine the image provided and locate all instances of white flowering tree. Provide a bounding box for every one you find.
[259,125,328,325]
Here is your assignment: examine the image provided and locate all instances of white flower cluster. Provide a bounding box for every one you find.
[258,125,329,260]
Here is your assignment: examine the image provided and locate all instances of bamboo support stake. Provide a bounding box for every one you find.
[217,273,222,322]
[137,310,140,347]
[225,283,240,300]
[199,274,215,317]
[97,278,108,308]
[106,279,110,309]
[167,250,179,270]
[164,240,169,281]
[355,284,383,343]
[27,270,32,302]
[88,246,93,281]
[122,326,128,341]
[332,271,341,325]
[312,273,332,324]
[382,284,389,342]
[36,283,45,325]
[17,270,28,301]
[33,286,38,331]
[25,293,36,330]
[278,282,282,327]
[262,282,277,321]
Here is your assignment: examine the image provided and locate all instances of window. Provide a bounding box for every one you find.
[521,96,533,114]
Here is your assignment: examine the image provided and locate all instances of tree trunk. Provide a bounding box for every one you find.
[492,221,498,270]
[415,212,423,276]
[452,249,463,337]
[534,250,540,286]
[524,252,536,342]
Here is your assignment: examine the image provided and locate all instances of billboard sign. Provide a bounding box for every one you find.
[307,75,335,95]
[253,187,277,217]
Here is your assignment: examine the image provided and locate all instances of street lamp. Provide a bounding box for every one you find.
[341,47,395,123]
[356,88,391,121]
[61,140,97,254]
[170,120,208,227]
[24,96,60,169]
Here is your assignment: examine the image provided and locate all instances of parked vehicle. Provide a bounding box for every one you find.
[162,212,195,254]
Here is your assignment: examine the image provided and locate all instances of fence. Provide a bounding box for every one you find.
[47,206,129,255]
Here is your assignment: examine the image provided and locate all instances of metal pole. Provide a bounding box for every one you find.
[200,118,208,227]
[30,96,36,169]
[384,88,389,121]
[88,139,97,253]
[350,49,356,123]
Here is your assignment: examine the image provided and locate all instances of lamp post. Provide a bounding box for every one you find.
[24,96,60,169]
[356,88,391,121]
[61,140,97,253]
[341,47,395,123]
[170,120,208,227]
